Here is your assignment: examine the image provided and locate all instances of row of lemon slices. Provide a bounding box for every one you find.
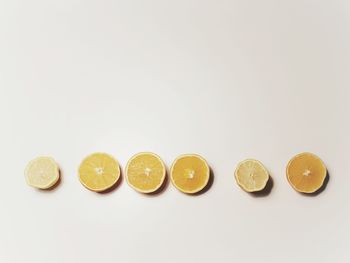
[24,152,328,194]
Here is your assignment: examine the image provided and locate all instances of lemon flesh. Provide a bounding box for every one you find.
[170,154,210,194]
[25,157,60,189]
[79,153,120,192]
[287,152,327,193]
[235,159,269,192]
[126,152,166,193]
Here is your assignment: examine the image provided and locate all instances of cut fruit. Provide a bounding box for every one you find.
[25,157,60,189]
[78,153,120,192]
[126,152,166,193]
[234,159,269,192]
[170,154,210,194]
[286,152,327,193]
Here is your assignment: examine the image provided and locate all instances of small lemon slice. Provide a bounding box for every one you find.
[286,152,327,193]
[170,154,210,194]
[234,159,269,192]
[78,153,120,192]
[25,157,60,189]
[126,152,166,193]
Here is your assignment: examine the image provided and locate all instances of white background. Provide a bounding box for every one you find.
[1,1,349,262]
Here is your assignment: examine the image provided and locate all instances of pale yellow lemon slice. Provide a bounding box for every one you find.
[286,152,327,193]
[25,156,60,189]
[235,159,269,192]
[126,152,166,193]
[78,153,120,192]
[170,154,210,194]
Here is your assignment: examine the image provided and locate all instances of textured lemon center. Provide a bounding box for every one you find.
[145,168,151,176]
[186,169,195,179]
[303,169,311,177]
[95,167,104,175]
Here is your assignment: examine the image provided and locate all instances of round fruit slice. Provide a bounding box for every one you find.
[78,153,120,192]
[170,154,210,194]
[286,152,327,193]
[234,159,269,192]
[25,156,60,189]
[126,152,166,193]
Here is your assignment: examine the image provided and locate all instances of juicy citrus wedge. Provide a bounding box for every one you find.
[25,157,60,189]
[78,153,120,192]
[126,152,166,193]
[234,159,269,192]
[286,152,327,193]
[170,154,210,194]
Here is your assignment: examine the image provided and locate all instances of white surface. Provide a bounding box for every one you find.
[1,1,350,262]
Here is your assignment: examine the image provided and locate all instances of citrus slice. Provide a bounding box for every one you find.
[78,153,120,192]
[170,154,210,194]
[126,152,166,193]
[25,156,60,189]
[286,152,327,193]
[234,159,269,192]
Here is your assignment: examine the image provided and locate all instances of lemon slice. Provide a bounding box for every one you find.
[286,152,327,193]
[25,157,60,189]
[78,153,121,192]
[170,154,210,194]
[126,152,166,193]
[234,159,269,192]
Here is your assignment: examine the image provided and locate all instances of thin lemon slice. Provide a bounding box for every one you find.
[25,157,60,189]
[286,152,327,193]
[170,154,210,194]
[78,153,120,192]
[126,152,166,193]
[234,159,269,192]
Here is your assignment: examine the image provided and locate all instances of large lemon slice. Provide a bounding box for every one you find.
[286,152,327,193]
[25,156,60,189]
[170,154,210,194]
[78,153,120,192]
[234,159,269,192]
[126,152,166,193]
